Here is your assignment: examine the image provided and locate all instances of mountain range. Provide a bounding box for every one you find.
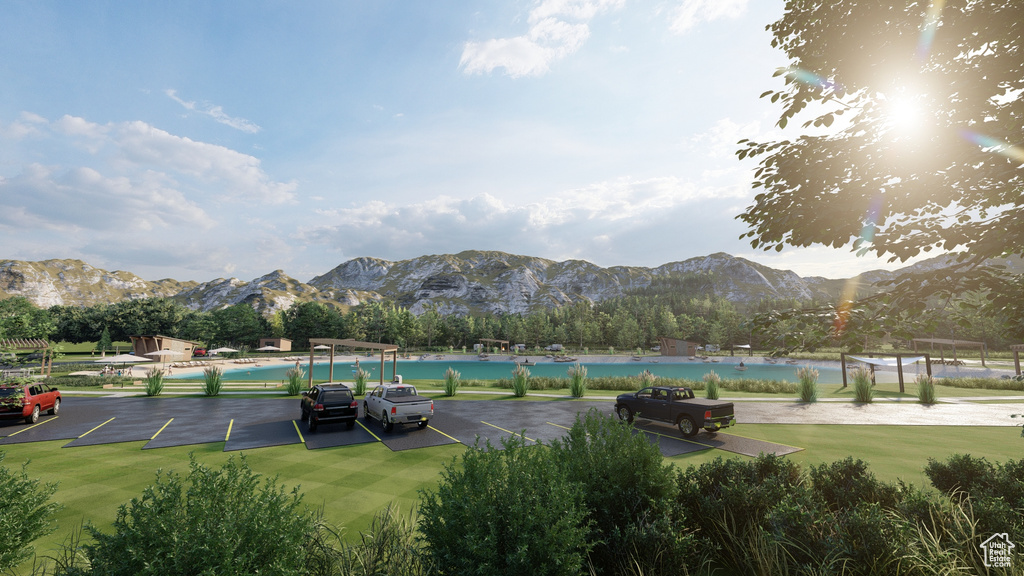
[0,251,981,317]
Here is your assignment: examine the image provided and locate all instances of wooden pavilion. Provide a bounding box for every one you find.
[0,338,53,377]
[912,338,988,366]
[1012,344,1024,376]
[306,338,399,388]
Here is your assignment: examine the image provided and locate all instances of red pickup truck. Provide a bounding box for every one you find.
[0,383,61,424]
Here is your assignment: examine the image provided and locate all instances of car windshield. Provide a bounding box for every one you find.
[390,387,414,397]
[322,390,352,402]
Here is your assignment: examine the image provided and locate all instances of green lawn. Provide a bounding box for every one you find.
[5,416,1024,571]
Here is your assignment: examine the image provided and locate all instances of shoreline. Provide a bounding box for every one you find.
[80,352,1019,382]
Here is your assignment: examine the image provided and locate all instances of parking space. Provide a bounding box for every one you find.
[0,396,803,457]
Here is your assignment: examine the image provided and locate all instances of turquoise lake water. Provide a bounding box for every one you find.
[186,359,852,384]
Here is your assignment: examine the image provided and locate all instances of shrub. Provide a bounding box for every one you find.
[353,368,369,396]
[143,368,164,397]
[0,452,59,571]
[924,454,1024,541]
[284,367,304,396]
[808,457,898,512]
[796,365,819,402]
[916,374,937,404]
[851,366,873,402]
[939,376,1024,391]
[83,456,313,576]
[567,363,587,398]
[703,370,721,400]
[418,435,590,576]
[202,366,223,396]
[510,364,530,397]
[442,367,460,397]
[548,409,688,575]
[316,505,431,576]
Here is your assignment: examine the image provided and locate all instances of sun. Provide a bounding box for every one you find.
[881,90,928,135]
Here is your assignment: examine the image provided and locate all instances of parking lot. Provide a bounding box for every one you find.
[0,397,801,457]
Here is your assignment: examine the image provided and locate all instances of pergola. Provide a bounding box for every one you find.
[479,338,510,353]
[1012,344,1024,376]
[306,338,399,388]
[0,338,52,377]
[911,338,988,366]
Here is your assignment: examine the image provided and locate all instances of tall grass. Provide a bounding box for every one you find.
[143,368,164,396]
[637,370,657,390]
[353,369,370,396]
[851,366,873,403]
[939,377,1024,391]
[511,364,530,397]
[202,366,223,396]
[568,363,587,398]
[703,371,721,400]
[285,367,304,396]
[442,367,461,397]
[916,374,937,404]
[796,366,819,402]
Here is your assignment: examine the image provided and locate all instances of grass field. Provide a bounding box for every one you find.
[4,409,1023,576]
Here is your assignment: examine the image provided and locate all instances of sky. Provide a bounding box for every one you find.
[0,0,929,283]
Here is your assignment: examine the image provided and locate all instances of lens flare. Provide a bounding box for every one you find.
[835,195,884,336]
[961,129,1024,164]
[784,67,844,94]
[917,0,945,62]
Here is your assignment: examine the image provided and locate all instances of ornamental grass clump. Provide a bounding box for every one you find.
[353,368,369,396]
[443,367,461,397]
[144,368,164,397]
[852,366,874,403]
[916,373,937,404]
[284,367,304,396]
[703,371,721,400]
[636,369,658,390]
[202,366,223,396]
[511,364,531,397]
[796,365,819,402]
[568,363,588,398]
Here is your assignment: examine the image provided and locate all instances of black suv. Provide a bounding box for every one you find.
[300,384,358,432]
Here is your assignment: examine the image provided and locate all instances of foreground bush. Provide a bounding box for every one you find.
[0,452,59,571]
[202,366,223,396]
[548,410,694,575]
[81,456,313,576]
[418,435,590,576]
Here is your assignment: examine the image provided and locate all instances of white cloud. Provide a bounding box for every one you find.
[460,0,624,78]
[669,0,748,34]
[165,89,262,134]
[300,175,737,265]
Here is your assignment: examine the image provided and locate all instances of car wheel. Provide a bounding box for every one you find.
[677,416,697,437]
[363,403,371,420]
[49,398,60,415]
[615,405,633,424]
[307,413,318,433]
[417,420,428,429]
[382,411,393,433]
[26,405,40,424]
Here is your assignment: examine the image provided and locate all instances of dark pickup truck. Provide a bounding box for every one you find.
[615,386,735,437]
[300,383,358,432]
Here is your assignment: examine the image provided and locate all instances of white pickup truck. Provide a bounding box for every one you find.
[363,383,434,432]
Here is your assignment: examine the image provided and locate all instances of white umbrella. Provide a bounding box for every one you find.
[94,354,152,364]
[256,345,281,352]
[209,347,238,354]
[313,344,331,350]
